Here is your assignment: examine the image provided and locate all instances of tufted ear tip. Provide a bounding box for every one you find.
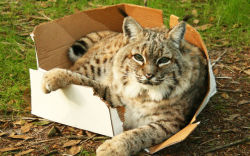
[123,17,143,41]
[168,21,186,47]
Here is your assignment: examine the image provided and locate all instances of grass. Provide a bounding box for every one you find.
[0,0,249,115]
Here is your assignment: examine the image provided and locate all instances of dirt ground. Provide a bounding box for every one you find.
[0,46,249,156]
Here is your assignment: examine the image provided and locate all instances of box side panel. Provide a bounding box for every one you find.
[29,69,114,137]
[149,122,200,154]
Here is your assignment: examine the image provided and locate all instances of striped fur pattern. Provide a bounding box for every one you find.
[42,16,208,156]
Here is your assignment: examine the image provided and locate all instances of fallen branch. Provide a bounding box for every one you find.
[205,136,250,153]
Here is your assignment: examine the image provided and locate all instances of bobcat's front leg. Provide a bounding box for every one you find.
[42,68,122,107]
[96,120,180,156]
[42,68,85,93]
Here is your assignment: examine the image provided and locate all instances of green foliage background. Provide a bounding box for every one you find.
[0,0,249,115]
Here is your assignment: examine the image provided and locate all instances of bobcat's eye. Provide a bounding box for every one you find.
[157,57,171,67]
[133,54,144,65]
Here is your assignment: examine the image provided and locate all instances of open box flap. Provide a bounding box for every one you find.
[149,15,216,153]
[32,4,163,71]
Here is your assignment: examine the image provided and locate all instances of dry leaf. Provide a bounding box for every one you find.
[193,19,199,24]
[13,120,25,126]
[21,123,32,133]
[221,93,229,99]
[77,130,84,136]
[243,69,250,75]
[52,144,59,149]
[67,127,77,132]
[63,140,81,148]
[0,132,8,137]
[213,68,219,75]
[15,149,34,156]
[195,24,213,31]
[48,126,61,137]
[238,100,250,105]
[68,145,81,155]
[191,9,198,17]
[33,120,50,126]
[0,147,20,152]
[209,16,214,22]
[9,134,32,140]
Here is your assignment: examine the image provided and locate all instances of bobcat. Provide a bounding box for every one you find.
[42,16,208,156]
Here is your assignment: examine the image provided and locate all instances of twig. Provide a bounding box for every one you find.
[212,49,228,67]
[80,134,97,144]
[224,65,235,73]
[67,135,88,140]
[218,89,242,93]
[30,137,63,145]
[216,76,232,79]
[205,136,250,153]
[21,117,48,121]
[200,138,219,145]
[38,12,52,21]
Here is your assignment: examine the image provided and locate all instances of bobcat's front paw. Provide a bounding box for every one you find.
[42,68,69,93]
[96,140,129,156]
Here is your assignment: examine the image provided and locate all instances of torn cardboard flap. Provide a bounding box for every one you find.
[30,4,216,154]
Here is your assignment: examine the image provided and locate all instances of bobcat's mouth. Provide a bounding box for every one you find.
[138,79,162,85]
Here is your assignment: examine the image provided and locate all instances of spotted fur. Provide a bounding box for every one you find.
[42,16,208,156]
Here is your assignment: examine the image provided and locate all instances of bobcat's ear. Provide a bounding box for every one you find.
[168,22,186,48]
[123,17,143,41]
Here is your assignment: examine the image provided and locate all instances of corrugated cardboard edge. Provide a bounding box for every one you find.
[149,15,217,154]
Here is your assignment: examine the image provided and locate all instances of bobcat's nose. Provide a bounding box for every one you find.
[145,73,154,80]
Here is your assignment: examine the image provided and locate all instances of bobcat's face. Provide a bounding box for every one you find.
[126,38,180,86]
[113,17,186,99]
[119,28,184,89]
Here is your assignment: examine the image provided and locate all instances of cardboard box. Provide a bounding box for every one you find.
[30,4,216,154]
